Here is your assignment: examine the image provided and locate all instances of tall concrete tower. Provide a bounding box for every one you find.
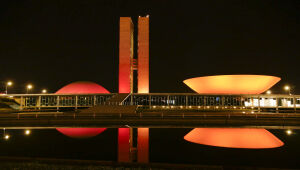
[137,16,149,93]
[119,17,134,93]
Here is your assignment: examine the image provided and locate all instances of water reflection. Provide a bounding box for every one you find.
[184,128,284,149]
[56,128,107,138]
[1,128,299,169]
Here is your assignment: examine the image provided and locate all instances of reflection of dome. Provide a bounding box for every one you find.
[183,75,280,94]
[184,128,284,149]
[56,81,109,138]
[55,81,109,94]
[57,128,107,138]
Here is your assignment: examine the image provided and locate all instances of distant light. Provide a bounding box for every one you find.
[284,86,290,91]
[233,106,236,109]
[42,89,47,93]
[266,90,271,95]
[25,129,31,135]
[242,111,246,114]
[7,81,13,86]
[251,111,254,114]
[189,106,192,108]
[146,14,149,18]
[207,106,210,109]
[4,134,10,140]
[286,129,293,135]
[27,84,33,90]
[216,106,219,109]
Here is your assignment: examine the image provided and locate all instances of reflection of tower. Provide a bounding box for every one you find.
[118,16,150,163]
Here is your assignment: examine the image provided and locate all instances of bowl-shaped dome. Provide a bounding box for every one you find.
[184,128,284,149]
[183,75,280,94]
[56,81,109,94]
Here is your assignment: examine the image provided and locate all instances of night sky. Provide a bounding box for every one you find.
[0,0,299,94]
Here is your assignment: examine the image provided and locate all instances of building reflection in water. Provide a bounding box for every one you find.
[184,128,284,149]
[56,128,107,138]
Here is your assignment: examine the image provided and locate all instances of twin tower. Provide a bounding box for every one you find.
[119,16,149,93]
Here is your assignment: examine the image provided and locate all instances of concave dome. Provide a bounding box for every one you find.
[55,81,109,94]
[184,128,284,149]
[55,81,109,138]
[183,75,280,94]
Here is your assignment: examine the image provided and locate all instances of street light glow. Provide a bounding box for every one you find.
[25,129,31,135]
[286,129,293,135]
[7,81,13,86]
[42,89,47,93]
[266,90,271,94]
[27,84,33,89]
[4,134,10,140]
[284,86,290,91]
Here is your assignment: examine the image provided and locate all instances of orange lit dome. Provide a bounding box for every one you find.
[56,81,109,138]
[183,75,280,94]
[184,128,284,149]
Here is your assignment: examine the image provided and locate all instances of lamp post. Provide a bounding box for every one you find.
[5,81,13,94]
[26,84,33,94]
[284,85,291,95]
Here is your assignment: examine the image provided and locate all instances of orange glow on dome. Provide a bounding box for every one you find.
[184,128,284,149]
[56,128,107,138]
[56,81,109,94]
[183,75,280,94]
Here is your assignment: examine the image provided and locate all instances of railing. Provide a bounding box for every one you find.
[3,93,300,112]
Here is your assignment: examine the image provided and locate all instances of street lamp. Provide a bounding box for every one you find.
[286,129,293,135]
[266,90,271,95]
[4,134,10,140]
[26,84,33,94]
[42,89,47,93]
[25,129,31,135]
[284,85,291,95]
[5,81,13,94]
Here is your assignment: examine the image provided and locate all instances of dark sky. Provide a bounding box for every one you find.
[0,0,299,94]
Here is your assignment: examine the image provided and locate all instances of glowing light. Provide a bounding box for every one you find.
[284,86,290,91]
[266,90,271,94]
[42,89,47,93]
[4,134,10,140]
[286,129,293,135]
[184,128,284,149]
[25,129,31,135]
[27,84,33,89]
[183,75,280,94]
[7,81,12,86]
